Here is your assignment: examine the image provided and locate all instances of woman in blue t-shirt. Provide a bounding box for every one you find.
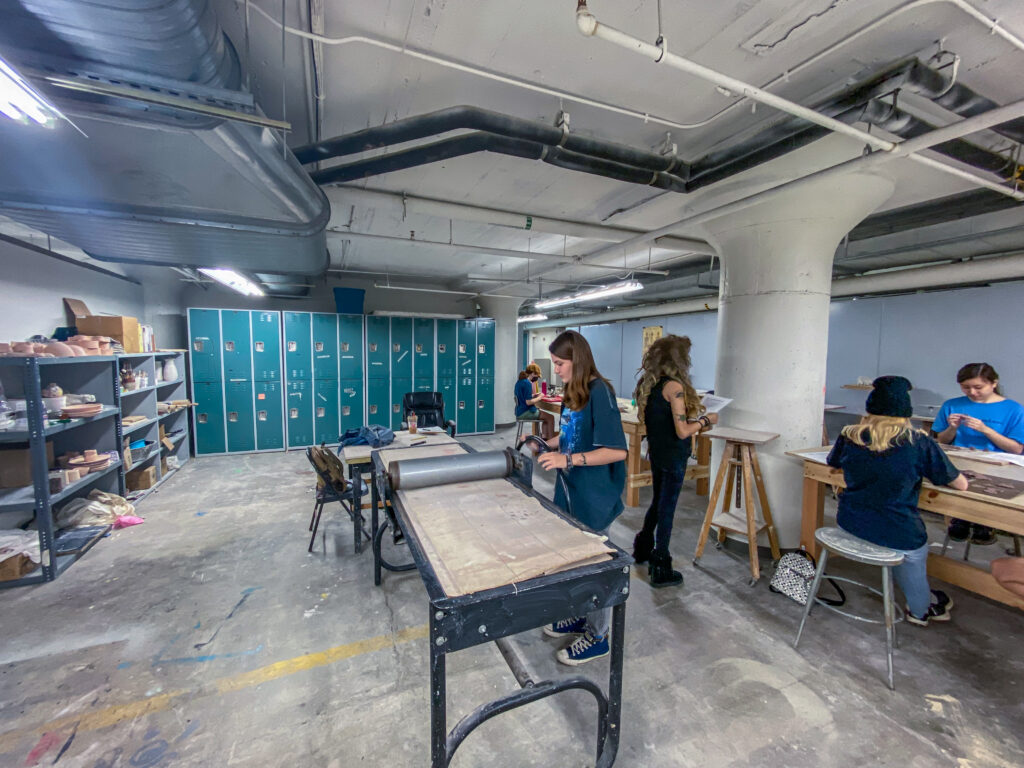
[933,363,1024,544]
[529,330,627,666]
[827,376,968,626]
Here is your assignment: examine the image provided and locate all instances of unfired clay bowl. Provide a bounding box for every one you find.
[43,342,74,357]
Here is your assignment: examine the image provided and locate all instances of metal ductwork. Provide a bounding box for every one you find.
[0,0,329,275]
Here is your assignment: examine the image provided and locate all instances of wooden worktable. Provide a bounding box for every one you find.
[790,445,1024,609]
[620,405,711,507]
[340,429,457,466]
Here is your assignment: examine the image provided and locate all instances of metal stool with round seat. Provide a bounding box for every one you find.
[793,526,906,690]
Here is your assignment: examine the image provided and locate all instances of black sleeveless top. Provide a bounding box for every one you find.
[644,378,693,470]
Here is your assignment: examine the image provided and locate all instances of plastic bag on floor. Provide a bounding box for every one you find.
[114,515,144,528]
[88,490,135,516]
[55,498,116,529]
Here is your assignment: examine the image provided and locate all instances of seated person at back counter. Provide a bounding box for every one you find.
[933,362,1024,544]
[515,368,543,420]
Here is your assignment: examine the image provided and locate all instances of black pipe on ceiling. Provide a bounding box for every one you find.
[294,105,685,175]
[849,189,1021,241]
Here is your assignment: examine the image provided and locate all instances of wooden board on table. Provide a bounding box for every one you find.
[398,478,614,597]
[342,430,456,463]
[706,426,779,444]
[378,443,467,469]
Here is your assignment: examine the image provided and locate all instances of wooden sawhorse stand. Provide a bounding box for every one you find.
[694,427,782,585]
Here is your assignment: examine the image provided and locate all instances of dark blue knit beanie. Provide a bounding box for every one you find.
[865,375,913,417]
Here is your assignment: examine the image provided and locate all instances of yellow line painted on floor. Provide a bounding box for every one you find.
[0,623,429,755]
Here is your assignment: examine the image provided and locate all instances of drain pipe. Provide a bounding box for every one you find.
[574,1,1024,202]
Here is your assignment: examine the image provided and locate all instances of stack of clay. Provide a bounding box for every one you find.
[0,337,112,357]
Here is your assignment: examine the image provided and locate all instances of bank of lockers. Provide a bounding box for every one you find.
[365,316,390,379]
[254,380,285,450]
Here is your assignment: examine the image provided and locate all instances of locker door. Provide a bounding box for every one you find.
[338,314,364,380]
[340,379,364,433]
[188,309,222,382]
[366,379,390,425]
[437,378,456,426]
[251,311,282,381]
[225,379,256,452]
[476,377,494,432]
[286,380,314,448]
[312,313,339,380]
[436,319,457,379]
[365,316,390,379]
[476,319,495,378]
[457,319,477,379]
[456,377,476,435]
[314,379,340,445]
[390,317,412,379]
[412,318,434,384]
[414,379,434,393]
[284,312,312,381]
[194,381,226,454]
[221,310,253,379]
[391,378,412,430]
[254,380,284,451]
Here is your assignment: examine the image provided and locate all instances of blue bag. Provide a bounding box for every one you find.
[339,424,395,449]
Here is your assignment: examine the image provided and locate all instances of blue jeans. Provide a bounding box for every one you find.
[640,465,687,557]
[893,542,932,618]
[516,406,541,420]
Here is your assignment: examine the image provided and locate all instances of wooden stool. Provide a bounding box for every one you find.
[693,427,782,585]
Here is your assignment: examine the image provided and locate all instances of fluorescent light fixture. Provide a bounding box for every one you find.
[199,268,265,296]
[535,280,643,309]
[0,56,60,126]
[517,313,548,323]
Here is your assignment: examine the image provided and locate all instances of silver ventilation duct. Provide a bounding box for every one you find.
[0,0,329,276]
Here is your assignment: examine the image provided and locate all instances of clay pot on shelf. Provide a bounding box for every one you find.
[43,342,74,357]
[83,449,98,461]
[11,343,33,354]
[0,343,10,354]
[161,358,179,382]
[68,345,86,356]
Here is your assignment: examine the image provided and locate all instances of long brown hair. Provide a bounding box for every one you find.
[957,362,1002,395]
[633,335,704,427]
[841,414,922,452]
[548,330,614,410]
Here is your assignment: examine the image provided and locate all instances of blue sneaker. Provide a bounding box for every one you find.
[543,617,586,638]
[556,630,609,666]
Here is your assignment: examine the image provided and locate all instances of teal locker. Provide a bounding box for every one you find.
[390,317,413,379]
[286,380,315,447]
[254,380,285,451]
[252,311,282,381]
[457,319,477,378]
[340,379,364,433]
[391,378,412,430]
[413,318,435,383]
[366,316,390,379]
[477,377,495,432]
[314,379,340,444]
[188,309,222,382]
[194,381,226,454]
[366,378,390,425]
[221,310,253,379]
[438,378,456,423]
[456,377,476,434]
[225,379,256,452]
[414,379,434,393]
[338,314,364,380]
[312,313,339,380]
[476,319,495,378]
[436,319,457,379]
[284,312,312,380]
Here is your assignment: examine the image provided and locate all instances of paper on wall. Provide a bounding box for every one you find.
[701,394,733,414]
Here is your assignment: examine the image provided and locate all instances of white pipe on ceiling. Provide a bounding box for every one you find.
[525,252,1024,328]
[575,2,1024,203]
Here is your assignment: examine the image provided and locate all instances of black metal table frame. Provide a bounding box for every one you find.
[369,445,629,768]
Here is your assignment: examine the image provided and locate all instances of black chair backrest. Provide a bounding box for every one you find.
[402,391,446,429]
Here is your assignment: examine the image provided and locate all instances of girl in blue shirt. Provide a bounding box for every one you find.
[933,363,1024,544]
[530,330,627,666]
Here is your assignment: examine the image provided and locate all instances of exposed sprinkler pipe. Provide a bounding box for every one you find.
[575,1,1024,202]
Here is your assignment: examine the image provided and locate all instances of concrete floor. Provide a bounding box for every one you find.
[1,425,1022,767]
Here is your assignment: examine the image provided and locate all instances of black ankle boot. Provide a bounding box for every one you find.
[648,553,683,588]
[632,530,655,564]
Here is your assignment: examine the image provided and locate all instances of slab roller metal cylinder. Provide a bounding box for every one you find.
[389,450,514,491]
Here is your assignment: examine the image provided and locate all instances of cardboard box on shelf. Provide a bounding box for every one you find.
[63,298,144,353]
[0,443,55,489]
[126,465,157,491]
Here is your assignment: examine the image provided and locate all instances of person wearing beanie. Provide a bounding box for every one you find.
[826,376,969,626]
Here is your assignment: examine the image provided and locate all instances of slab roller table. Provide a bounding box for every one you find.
[370,443,631,768]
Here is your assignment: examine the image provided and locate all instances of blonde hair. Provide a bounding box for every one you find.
[633,335,704,427]
[841,414,922,452]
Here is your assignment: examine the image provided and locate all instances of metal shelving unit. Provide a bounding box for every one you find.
[0,356,124,588]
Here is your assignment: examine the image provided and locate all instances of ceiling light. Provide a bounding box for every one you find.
[199,268,265,296]
[535,280,643,309]
[517,313,548,323]
[0,56,60,126]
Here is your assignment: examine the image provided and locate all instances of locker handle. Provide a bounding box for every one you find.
[229,378,246,382]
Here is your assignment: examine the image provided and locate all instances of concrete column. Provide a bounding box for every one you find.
[702,172,894,548]
[477,296,525,425]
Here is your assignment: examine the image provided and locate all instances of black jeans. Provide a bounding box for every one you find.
[640,464,687,557]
